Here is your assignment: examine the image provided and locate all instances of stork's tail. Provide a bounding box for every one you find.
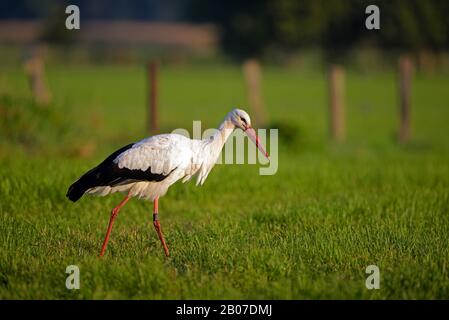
[67,143,136,202]
[66,168,98,202]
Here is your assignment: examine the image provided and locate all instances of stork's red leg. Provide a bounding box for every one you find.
[153,197,170,256]
[99,195,130,257]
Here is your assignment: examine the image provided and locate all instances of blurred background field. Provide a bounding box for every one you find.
[0,0,449,299]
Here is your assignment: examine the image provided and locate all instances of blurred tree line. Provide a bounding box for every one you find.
[186,0,449,60]
[0,0,181,20]
[1,0,448,60]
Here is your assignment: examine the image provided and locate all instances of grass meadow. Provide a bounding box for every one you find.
[1,63,449,299]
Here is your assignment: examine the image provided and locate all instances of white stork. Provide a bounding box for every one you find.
[67,109,269,257]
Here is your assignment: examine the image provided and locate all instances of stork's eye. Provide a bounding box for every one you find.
[241,117,247,124]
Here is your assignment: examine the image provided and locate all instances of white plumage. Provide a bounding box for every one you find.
[87,134,194,200]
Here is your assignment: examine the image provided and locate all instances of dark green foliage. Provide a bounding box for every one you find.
[186,0,449,60]
[0,94,79,154]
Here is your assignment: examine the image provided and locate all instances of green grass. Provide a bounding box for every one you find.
[0,63,449,299]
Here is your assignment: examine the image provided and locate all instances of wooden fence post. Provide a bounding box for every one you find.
[398,55,413,144]
[328,64,346,142]
[243,59,267,127]
[148,61,159,135]
[24,50,51,105]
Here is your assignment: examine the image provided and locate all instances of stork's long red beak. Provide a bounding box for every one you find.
[245,127,269,159]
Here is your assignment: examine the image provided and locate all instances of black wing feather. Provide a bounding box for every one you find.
[66,143,172,202]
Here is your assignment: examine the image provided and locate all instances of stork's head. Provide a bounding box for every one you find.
[230,108,252,131]
[229,108,269,159]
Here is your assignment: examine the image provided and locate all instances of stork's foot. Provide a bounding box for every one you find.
[153,214,170,257]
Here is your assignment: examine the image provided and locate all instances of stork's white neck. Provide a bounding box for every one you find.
[216,118,236,143]
[202,116,235,158]
[189,116,236,186]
